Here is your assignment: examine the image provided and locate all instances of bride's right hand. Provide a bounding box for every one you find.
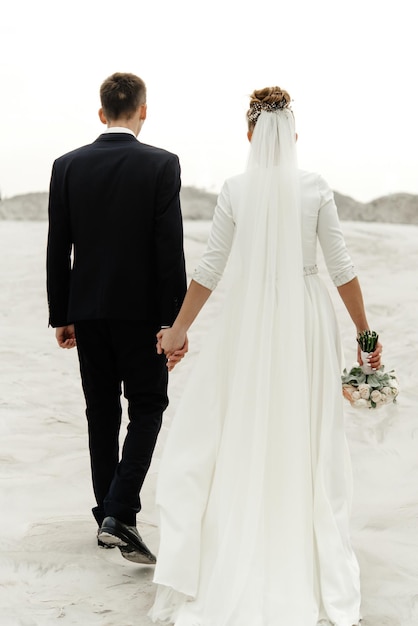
[157,328,189,358]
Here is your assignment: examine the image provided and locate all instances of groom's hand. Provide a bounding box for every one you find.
[56,324,76,349]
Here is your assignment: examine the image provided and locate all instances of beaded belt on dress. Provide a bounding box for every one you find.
[303,264,318,276]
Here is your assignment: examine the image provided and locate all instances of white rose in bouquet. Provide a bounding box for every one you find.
[358,384,371,399]
[370,390,382,403]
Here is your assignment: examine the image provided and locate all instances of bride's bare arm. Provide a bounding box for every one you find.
[337,277,382,369]
[337,277,369,332]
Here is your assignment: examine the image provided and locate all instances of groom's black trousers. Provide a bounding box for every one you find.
[74,319,168,527]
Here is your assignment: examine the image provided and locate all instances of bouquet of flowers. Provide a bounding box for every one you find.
[341,330,399,409]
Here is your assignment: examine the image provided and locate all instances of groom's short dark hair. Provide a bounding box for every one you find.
[100,72,146,121]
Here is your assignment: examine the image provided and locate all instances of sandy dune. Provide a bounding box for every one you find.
[0,219,417,625]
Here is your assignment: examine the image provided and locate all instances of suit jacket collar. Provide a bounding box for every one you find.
[94,133,138,143]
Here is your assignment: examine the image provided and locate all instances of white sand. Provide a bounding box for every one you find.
[0,219,417,626]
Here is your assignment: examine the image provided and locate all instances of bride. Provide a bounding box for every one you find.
[149,86,382,626]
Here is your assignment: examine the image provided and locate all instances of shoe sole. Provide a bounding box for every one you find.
[119,546,156,564]
[98,530,156,564]
[97,538,116,549]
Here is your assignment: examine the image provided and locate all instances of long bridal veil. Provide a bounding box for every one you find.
[152,109,318,625]
[206,109,316,621]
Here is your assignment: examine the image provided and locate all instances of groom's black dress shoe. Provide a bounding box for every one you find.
[98,516,156,564]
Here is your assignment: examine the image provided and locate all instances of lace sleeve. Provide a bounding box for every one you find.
[317,176,356,287]
[192,181,235,291]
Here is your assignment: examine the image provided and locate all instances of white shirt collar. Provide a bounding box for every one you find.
[102,127,137,137]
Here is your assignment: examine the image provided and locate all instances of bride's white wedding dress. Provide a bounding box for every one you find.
[150,168,361,626]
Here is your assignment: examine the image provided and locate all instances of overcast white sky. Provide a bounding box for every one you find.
[0,0,416,202]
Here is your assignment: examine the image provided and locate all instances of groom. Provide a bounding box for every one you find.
[46,72,187,563]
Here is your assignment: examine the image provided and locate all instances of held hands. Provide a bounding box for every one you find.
[357,340,382,371]
[156,327,188,372]
[56,325,76,349]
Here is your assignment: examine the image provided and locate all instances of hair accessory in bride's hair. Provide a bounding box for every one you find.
[247,98,290,123]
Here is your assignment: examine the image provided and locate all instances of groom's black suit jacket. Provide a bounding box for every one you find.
[47,133,187,328]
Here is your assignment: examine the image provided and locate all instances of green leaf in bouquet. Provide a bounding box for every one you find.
[341,368,367,386]
[365,373,381,388]
[341,366,363,380]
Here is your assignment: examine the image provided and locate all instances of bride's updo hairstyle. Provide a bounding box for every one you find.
[246,86,292,131]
